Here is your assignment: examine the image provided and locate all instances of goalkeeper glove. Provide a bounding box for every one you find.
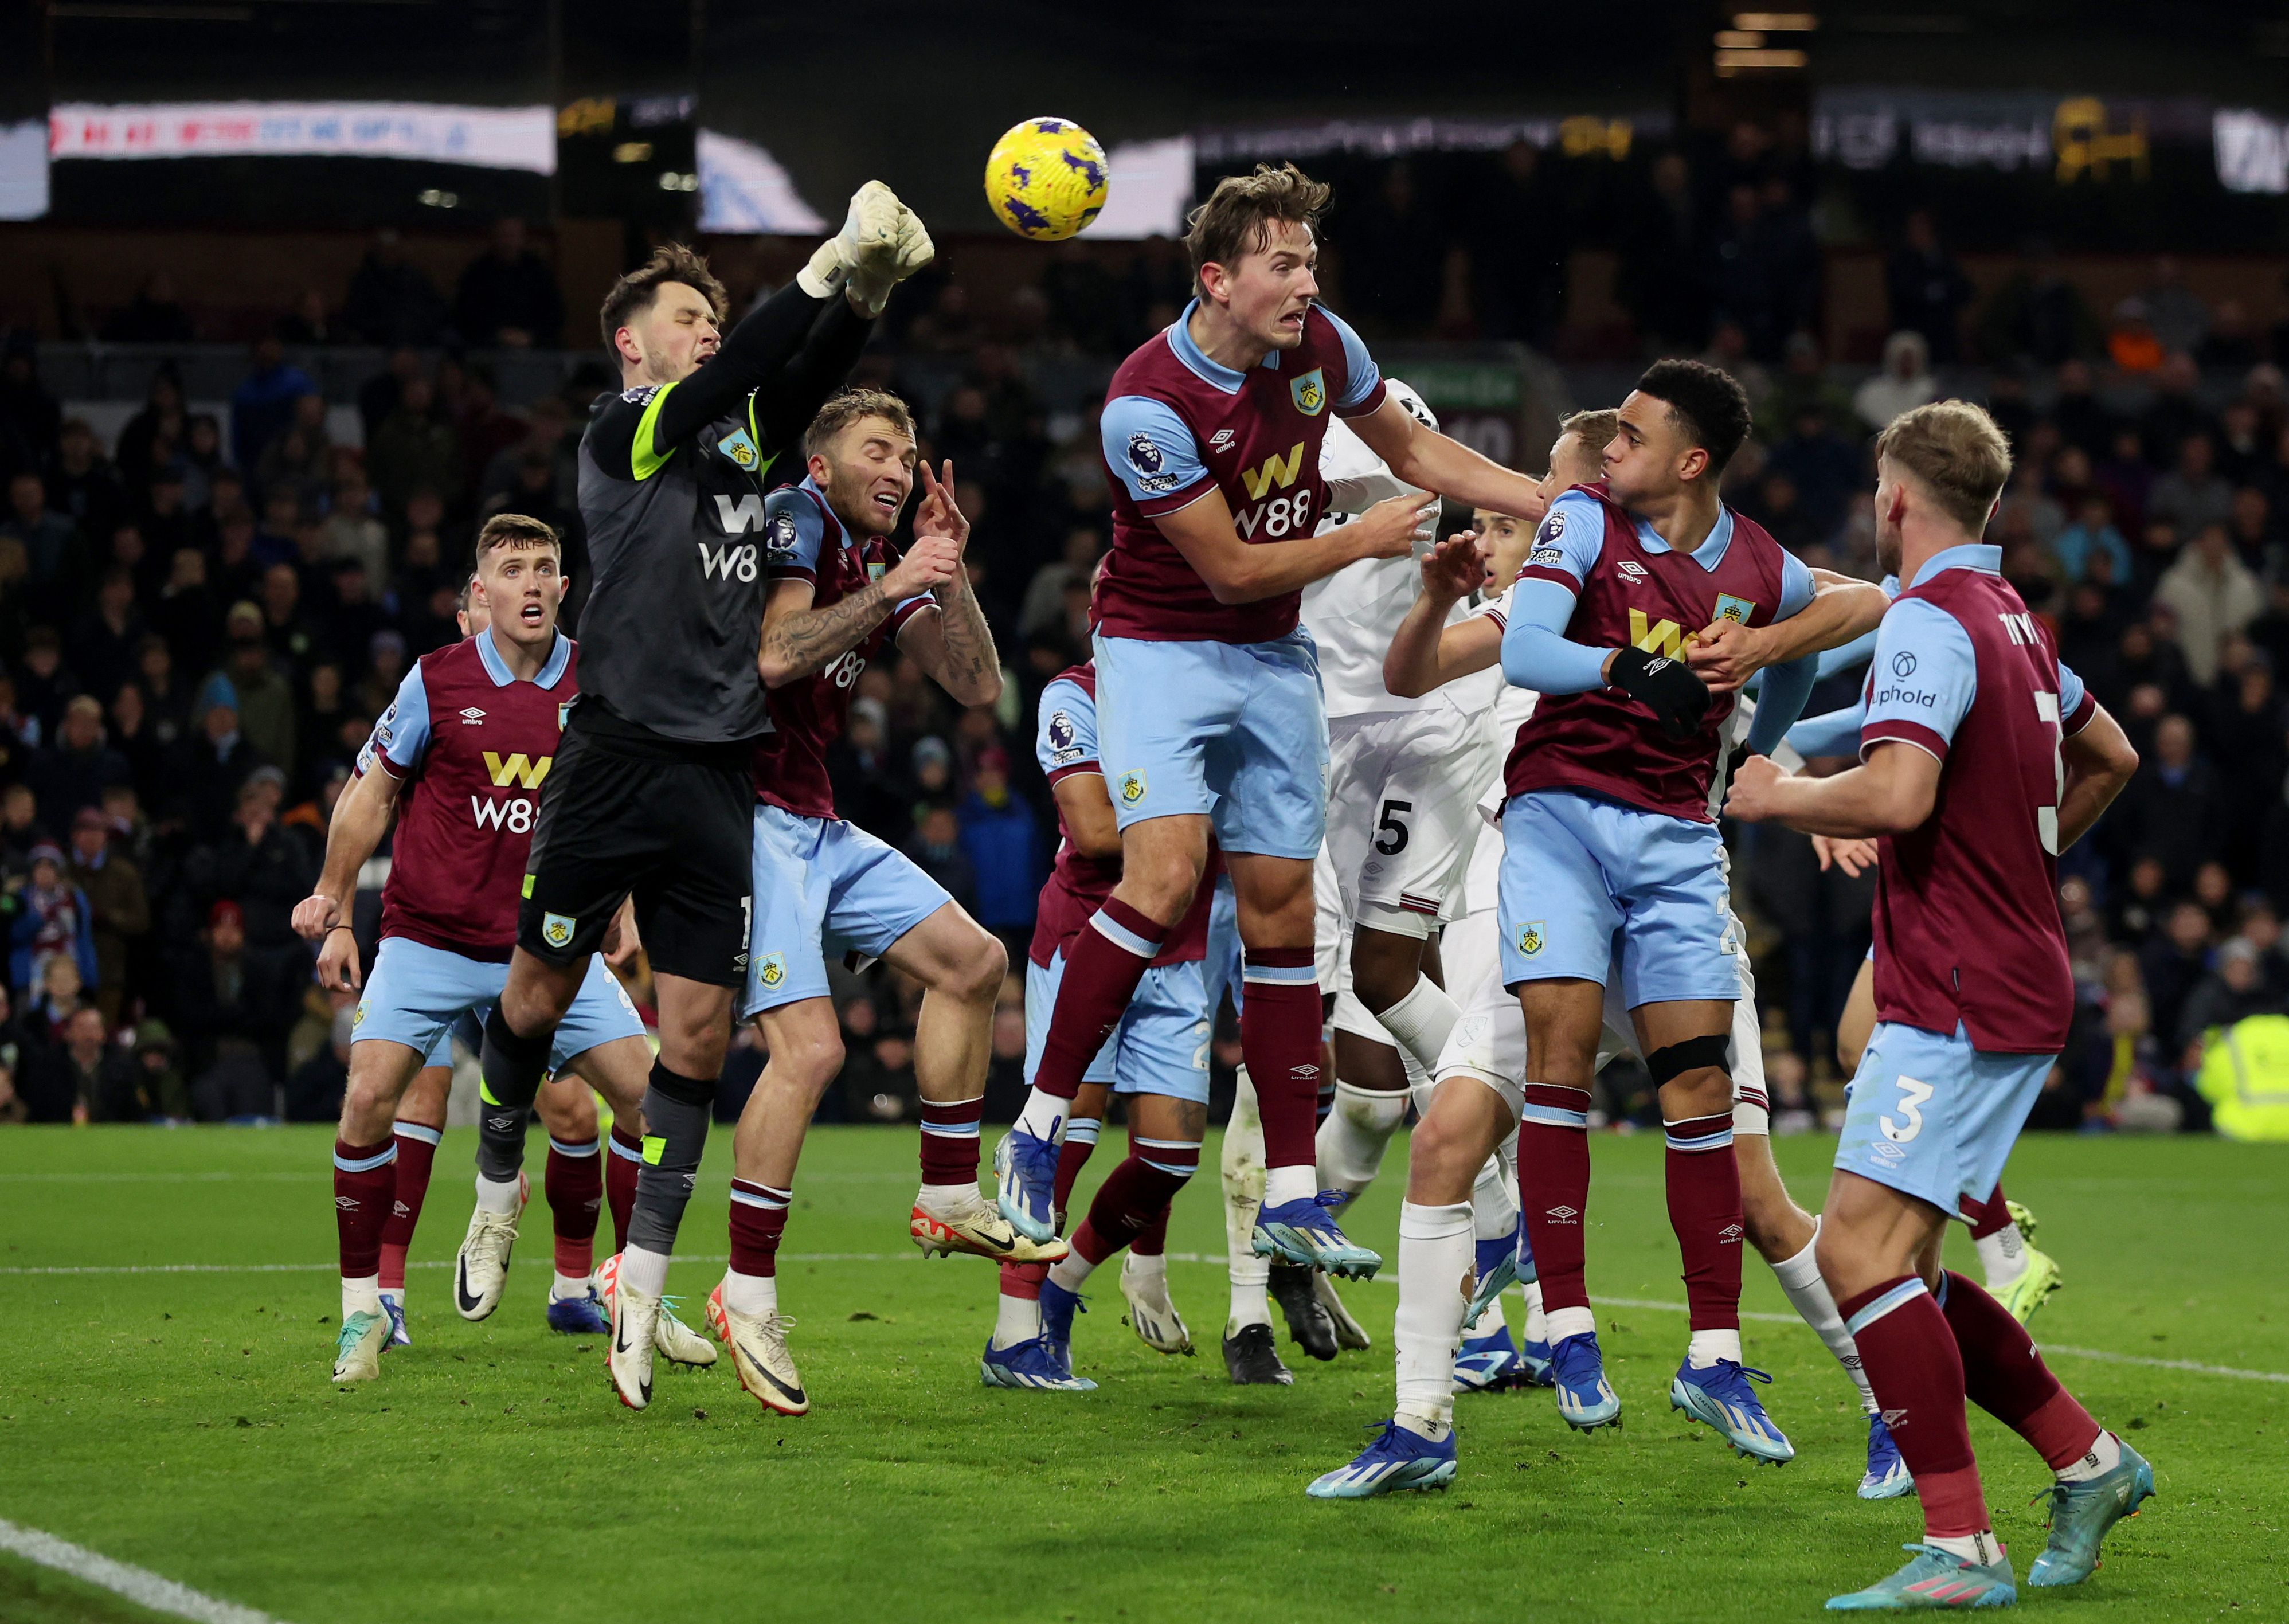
[797,180,907,304]
[1607,645,1710,739]
[847,202,934,318]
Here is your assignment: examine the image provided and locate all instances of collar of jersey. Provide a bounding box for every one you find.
[1908,542,2002,588]
[1629,502,1734,570]
[474,627,572,689]
[1167,300,1286,394]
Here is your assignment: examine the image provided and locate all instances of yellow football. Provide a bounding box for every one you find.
[984,116,1109,241]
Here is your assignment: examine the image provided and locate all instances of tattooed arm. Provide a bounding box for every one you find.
[895,460,1003,706]
[756,539,960,688]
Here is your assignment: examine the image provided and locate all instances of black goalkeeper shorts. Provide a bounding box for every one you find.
[518,721,753,988]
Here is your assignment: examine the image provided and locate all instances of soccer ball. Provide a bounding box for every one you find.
[984,117,1109,241]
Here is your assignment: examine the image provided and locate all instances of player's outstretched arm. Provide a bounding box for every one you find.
[1691,568,1887,695]
[894,461,1002,707]
[1051,774,1121,860]
[1383,531,1500,698]
[1156,484,1434,605]
[1724,741,1940,838]
[2058,700,2138,851]
[1348,391,1547,522]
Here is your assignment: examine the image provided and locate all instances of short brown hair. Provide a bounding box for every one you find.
[1875,400,2013,534]
[598,243,726,347]
[1184,163,1332,295]
[1558,408,1621,453]
[803,388,917,461]
[474,512,561,559]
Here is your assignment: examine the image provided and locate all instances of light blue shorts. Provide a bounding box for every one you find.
[1025,948,1211,1104]
[1834,1020,2052,1213]
[1203,872,1243,1022]
[744,804,952,1018]
[1496,789,1737,1007]
[1093,630,1329,860]
[355,937,642,1070]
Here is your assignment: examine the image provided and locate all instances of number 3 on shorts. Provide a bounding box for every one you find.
[1880,1074,1933,1144]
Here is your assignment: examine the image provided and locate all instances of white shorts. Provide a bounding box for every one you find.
[1313,703,1498,986]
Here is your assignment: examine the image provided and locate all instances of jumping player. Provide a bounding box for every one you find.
[476,194,936,1392]
[1000,163,1547,1280]
[1725,399,2148,1608]
[308,515,658,1383]
[654,390,1056,1417]
[981,650,1221,1392]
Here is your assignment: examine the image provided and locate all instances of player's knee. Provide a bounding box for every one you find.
[942,927,1006,1004]
[1124,851,1202,923]
[539,1078,600,1140]
[767,1027,845,1094]
[1406,1108,1482,1204]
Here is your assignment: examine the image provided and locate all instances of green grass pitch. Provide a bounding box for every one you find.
[2,1126,2283,1622]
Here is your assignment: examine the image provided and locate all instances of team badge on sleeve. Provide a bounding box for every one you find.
[758,954,787,989]
[1290,368,1327,417]
[1517,921,1545,957]
[542,913,577,949]
[767,510,799,556]
[1714,594,1756,624]
[1046,709,1082,765]
[1120,772,1147,806]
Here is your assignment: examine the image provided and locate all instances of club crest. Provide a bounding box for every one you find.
[1517,921,1545,957]
[1290,367,1327,417]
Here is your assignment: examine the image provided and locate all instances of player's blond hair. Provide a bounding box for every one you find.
[474,512,561,558]
[1185,163,1332,294]
[598,242,727,346]
[1558,408,1621,463]
[1875,400,2013,535]
[804,387,917,461]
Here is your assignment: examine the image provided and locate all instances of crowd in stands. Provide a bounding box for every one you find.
[5,134,2288,1134]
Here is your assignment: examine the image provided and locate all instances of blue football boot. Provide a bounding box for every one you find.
[2026,1441,2154,1587]
[1548,1332,1622,1430]
[1826,1543,2016,1610]
[1453,1324,1525,1392]
[378,1290,410,1350]
[1305,1419,1458,1500]
[993,1125,1060,1243]
[546,1282,612,1335]
[1860,1411,1915,1500]
[1669,1358,1794,1463]
[980,1335,1097,1392]
[1252,1192,1382,1279]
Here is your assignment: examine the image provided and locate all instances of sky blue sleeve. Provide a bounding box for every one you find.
[1100,394,1208,506]
[2059,659,2088,726]
[1520,489,1606,587]
[1784,700,1869,758]
[763,487,825,579]
[1861,598,1978,756]
[1814,627,1879,679]
[1317,307,1383,410]
[1037,676,1099,778]
[357,664,431,777]
[1772,549,1817,621]
[1745,651,1818,756]
[1500,577,1614,695]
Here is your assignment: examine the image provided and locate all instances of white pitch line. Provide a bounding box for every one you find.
[0,1517,287,1624]
[9,1253,2286,1386]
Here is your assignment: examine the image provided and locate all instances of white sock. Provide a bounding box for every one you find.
[1522,1280,1548,1345]
[1223,1066,1271,1332]
[617,1244,671,1297]
[1546,1304,1597,1344]
[1404,1050,1437,1121]
[1772,1223,1876,1412]
[992,1288,1040,1349]
[1975,1223,2027,1290]
[1048,1246,1099,1294]
[1688,1328,1744,1368]
[551,1271,590,1301]
[1315,1081,1409,1195]
[342,1273,381,1320]
[1394,1199,1475,1414]
[474,1173,522,1215]
[1015,1086,1068,1142]
[1375,974,1462,1077]
[1924,1531,2005,1567]
[2055,1430,2123,1482]
[916,1181,981,1215]
[1264,1164,1316,1207]
[722,1269,777,1318]
[1125,1250,1166,1286]
[1470,1153,1517,1240]
[1394,1402,1452,1442]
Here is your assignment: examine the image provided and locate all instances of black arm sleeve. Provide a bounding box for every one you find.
[748,298,874,455]
[651,280,838,450]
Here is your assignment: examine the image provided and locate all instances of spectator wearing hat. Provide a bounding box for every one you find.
[28,694,131,819]
[66,805,147,1027]
[167,672,267,842]
[128,1020,187,1121]
[1852,331,1942,434]
[9,840,97,1000]
[210,603,296,780]
[170,898,297,1120]
[956,745,1040,953]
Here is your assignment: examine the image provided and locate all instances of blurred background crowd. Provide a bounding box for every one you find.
[3,105,2287,1140]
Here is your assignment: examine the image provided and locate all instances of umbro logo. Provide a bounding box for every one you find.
[459,707,487,725]
[334,1196,359,1211]
[1617,561,1648,581]
[1719,1223,1744,1243]
[1294,1062,1320,1079]
[1881,1407,1908,1425]
[1209,429,1235,449]
[1545,1205,1579,1222]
